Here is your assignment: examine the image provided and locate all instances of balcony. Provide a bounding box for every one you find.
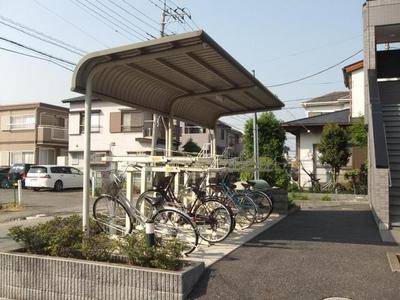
[37,126,68,144]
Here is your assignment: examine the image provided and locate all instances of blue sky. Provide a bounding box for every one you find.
[0,0,365,137]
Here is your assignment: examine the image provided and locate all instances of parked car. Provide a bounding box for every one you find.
[25,165,84,192]
[0,166,10,188]
[7,163,33,188]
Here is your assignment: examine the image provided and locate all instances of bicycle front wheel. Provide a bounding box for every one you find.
[194,200,233,243]
[152,209,199,255]
[93,195,134,236]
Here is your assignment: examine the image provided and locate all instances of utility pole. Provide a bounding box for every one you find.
[151,0,167,156]
[252,70,260,180]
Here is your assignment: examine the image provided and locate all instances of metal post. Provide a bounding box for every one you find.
[174,171,179,196]
[145,221,155,247]
[17,180,22,205]
[253,113,260,180]
[164,117,169,156]
[140,166,147,194]
[151,114,157,156]
[211,129,217,158]
[168,115,173,157]
[91,176,95,198]
[83,78,92,234]
[126,171,133,234]
[252,70,260,180]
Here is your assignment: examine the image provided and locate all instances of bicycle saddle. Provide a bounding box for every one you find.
[246,180,257,187]
[144,195,164,206]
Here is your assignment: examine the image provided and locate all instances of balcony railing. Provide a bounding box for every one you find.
[37,126,68,142]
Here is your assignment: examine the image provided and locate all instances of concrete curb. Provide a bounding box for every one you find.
[0,251,204,300]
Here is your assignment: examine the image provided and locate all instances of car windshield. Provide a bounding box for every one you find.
[29,167,48,174]
[9,164,25,173]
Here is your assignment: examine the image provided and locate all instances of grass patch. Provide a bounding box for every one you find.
[321,195,332,201]
[288,192,309,202]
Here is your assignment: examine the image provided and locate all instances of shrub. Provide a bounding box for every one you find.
[119,232,183,271]
[288,192,309,202]
[287,182,300,192]
[81,233,118,262]
[321,195,332,202]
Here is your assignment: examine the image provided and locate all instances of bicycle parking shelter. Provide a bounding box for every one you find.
[71,30,284,232]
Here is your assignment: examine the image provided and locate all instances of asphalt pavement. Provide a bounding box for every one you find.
[189,203,400,300]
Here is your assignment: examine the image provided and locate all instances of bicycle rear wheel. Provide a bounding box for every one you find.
[152,208,199,255]
[246,190,273,223]
[93,195,134,236]
[194,200,233,243]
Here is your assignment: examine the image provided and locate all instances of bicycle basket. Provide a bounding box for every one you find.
[100,171,123,197]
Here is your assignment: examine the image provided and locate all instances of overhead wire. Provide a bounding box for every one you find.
[69,0,133,42]
[267,49,363,88]
[0,16,86,56]
[85,0,148,40]
[92,0,154,39]
[33,0,109,48]
[0,36,76,66]
[0,46,74,71]
[107,0,161,37]
[120,0,160,27]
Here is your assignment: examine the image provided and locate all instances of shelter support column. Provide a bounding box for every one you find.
[168,114,173,157]
[83,77,92,234]
[211,128,217,158]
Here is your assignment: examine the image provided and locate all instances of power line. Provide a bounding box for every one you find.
[0,36,76,66]
[0,46,73,71]
[92,0,154,39]
[267,49,363,88]
[69,0,133,42]
[108,0,161,37]
[0,16,85,56]
[264,34,362,64]
[33,0,109,48]
[121,0,160,27]
[86,0,148,40]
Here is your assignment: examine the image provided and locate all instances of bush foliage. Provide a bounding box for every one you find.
[8,215,183,270]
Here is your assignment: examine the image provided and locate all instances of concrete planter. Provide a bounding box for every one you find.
[0,251,204,300]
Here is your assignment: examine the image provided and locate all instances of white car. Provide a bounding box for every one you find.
[25,165,84,192]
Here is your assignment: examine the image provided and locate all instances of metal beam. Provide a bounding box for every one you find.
[200,96,234,112]
[242,90,267,107]
[185,52,237,87]
[223,94,252,110]
[154,58,213,90]
[127,63,191,93]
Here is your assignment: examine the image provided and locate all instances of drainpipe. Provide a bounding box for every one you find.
[83,76,93,234]
[34,107,39,164]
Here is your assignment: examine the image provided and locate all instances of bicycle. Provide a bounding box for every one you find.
[92,166,199,255]
[240,180,273,223]
[136,172,234,244]
[209,176,257,230]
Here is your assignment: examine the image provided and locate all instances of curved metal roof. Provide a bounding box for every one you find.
[71,30,283,129]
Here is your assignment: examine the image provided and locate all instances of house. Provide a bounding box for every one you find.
[283,62,367,188]
[62,97,179,172]
[363,0,400,230]
[180,121,243,157]
[0,103,68,166]
[303,91,350,117]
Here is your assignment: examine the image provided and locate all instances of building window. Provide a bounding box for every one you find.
[220,128,225,140]
[9,115,35,130]
[122,111,143,132]
[10,151,34,164]
[38,148,55,164]
[80,112,100,133]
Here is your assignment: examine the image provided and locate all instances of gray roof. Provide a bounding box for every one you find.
[304,91,350,104]
[71,30,283,129]
[283,109,350,130]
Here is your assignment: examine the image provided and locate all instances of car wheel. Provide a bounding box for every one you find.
[33,187,40,192]
[53,180,63,192]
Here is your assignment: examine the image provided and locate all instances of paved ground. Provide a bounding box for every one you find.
[0,188,87,223]
[189,202,400,300]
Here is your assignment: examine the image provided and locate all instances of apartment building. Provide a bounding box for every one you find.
[0,103,68,166]
[63,97,179,171]
[180,121,243,157]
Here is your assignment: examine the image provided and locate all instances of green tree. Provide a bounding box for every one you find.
[243,112,286,161]
[319,123,351,184]
[242,112,288,188]
[348,116,367,147]
[182,138,201,154]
